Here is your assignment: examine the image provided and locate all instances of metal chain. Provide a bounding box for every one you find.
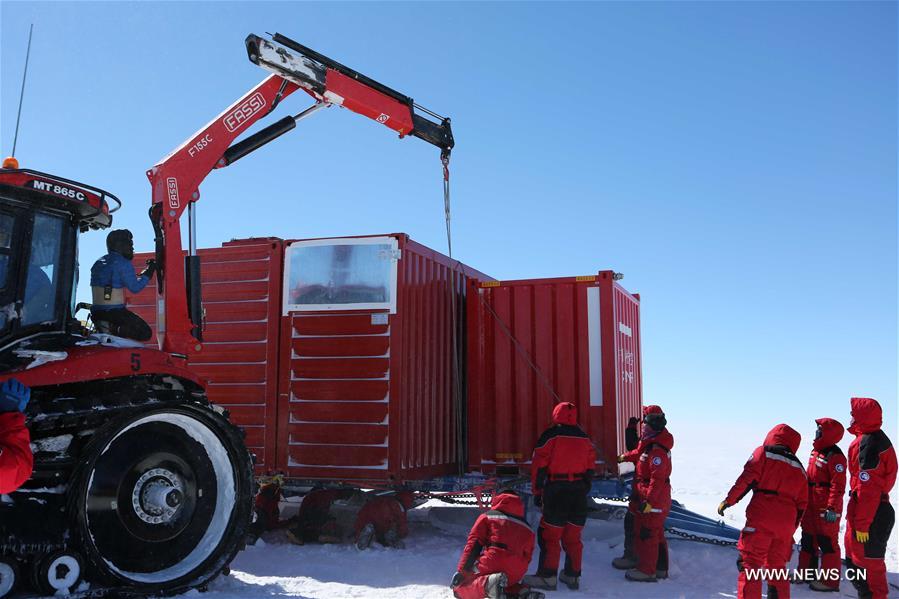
[594,497,737,546]
[420,492,737,546]
[417,491,485,505]
[665,527,738,547]
[596,495,630,503]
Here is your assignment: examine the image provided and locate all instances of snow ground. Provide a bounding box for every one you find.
[190,428,898,599]
[192,499,898,599]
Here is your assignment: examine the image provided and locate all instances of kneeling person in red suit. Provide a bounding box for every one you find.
[354,490,415,549]
[286,487,355,544]
[452,488,543,599]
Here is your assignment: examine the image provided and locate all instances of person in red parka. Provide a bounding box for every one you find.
[286,487,355,545]
[249,476,289,542]
[0,379,33,494]
[611,416,641,570]
[616,405,674,582]
[452,488,543,599]
[522,402,596,592]
[796,418,847,592]
[842,397,896,599]
[353,490,415,549]
[718,424,808,599]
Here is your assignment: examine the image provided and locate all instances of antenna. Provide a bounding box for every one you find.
[11,24,34,158]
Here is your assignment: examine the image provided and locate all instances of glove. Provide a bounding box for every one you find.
[617,454,626,463]
[0,379,30,413]
[640,501,653,514]
[533,494,542,508]
[717,501,730,517]
[855,530,869,543]
[450,571,465,588]
[140,259,157,280]
[823,509,838,523]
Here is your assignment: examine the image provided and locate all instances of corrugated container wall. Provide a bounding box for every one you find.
[129,234,489,482]
[128,239,284,473]
[466,271,642,476]
[278,234,490,482]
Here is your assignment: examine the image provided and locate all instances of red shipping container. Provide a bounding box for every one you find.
[129,234,489,482]
[277,234,489,481]
[128,239,284,473]
[466,271,642,477]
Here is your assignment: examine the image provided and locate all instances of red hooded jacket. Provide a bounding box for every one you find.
[0,412,33,494]
[847,398,897,532]
[457,490,535,584]
[725,424,808,534]
[354,492,414,540]
[530,403,597,496]
[622,427,674,513]
[806,418,847,515]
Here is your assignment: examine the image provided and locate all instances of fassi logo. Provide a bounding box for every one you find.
[223,93,267,132]
[166,177,180,209]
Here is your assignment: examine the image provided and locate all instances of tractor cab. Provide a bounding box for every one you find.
[0,160,119,349]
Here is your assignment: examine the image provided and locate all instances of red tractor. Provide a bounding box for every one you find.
[0,33,452,596]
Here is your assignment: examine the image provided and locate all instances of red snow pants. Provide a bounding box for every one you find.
[634,511,668,576]
[798,509,841,589]
[453,574,526,599]
[736,523,792,599]
[536,481,588,577]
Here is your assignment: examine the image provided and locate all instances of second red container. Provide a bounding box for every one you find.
[466,271,642,476]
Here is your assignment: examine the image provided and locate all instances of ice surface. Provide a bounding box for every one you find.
[197,510,897,598]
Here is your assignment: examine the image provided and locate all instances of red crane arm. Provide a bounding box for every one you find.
[146,74,300,356]
[147,33,454,357]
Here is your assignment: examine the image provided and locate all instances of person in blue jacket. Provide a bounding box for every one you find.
[90,229,155,341]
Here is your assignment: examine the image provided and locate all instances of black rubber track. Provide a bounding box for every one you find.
[67,400,254,596]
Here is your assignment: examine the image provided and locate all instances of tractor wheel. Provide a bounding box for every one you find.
[0,557,18,597]
[71,403,254,594]
[30,550,83,595]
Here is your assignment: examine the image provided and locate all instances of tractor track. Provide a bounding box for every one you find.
[0,374,254,597]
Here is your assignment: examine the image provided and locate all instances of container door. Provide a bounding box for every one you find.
[608,283,642,463]
[279,237,399,480]
[469,280,591,476]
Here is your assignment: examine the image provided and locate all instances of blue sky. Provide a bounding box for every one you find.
[2,2,895,449]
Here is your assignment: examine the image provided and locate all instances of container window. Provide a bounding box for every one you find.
[283,237,399,314]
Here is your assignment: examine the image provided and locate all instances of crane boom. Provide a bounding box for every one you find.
[147,33,454,357]
[247,33,454,157]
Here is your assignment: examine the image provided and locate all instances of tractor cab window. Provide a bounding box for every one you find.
[0,213,17,332]
[22,213,64,326]
[0,214,14,289]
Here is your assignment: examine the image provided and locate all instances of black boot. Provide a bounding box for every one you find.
[844,558,872,598]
